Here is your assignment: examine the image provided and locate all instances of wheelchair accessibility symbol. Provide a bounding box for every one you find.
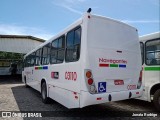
[98,82,106,93]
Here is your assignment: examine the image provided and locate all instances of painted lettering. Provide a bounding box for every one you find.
[127,85,137,90]
[99,58,127,64]
[65,71,77,81]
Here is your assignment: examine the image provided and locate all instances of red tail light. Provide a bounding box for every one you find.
[88,78,93,85]
[139,70,142,81]
[85,69,97,94]
[86,71,92,78]
[137,70,143,89]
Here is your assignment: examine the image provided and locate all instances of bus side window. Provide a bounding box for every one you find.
[30,52,35,66]
[24,58,26,67]
[35,49,42,66]
[57,36,65,63]
[26,56,31,67]
[66,26,81,62]
[41,43,50,65]
[51,39,58,64]
[145,39,160,65]
[50,35,65,64]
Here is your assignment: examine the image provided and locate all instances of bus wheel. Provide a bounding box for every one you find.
[41,82,49,104]
[153,89,160,111]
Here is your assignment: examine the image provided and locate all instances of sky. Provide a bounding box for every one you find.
[0,0,159,40]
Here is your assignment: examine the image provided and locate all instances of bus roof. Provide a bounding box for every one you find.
[139,32,160,42]
[24,13,138,58]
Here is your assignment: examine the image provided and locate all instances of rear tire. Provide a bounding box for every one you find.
[41,82,49,104]
[153,89,160,111]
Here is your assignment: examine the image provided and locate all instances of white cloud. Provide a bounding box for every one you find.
[64,0,86,3]
[0,24,53,40]
[52,0,86,15]
[57,4,83,15]
[52,0,98,15]
[121,20,160,24]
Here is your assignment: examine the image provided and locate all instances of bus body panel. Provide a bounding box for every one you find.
[47,62,82,93]
[23,13,143,109]
[85,15,141,93]
[87,48,140,92]
[49,84,80,108]
[25,66,40,91]
[138,67,160,102]
[80,89,143,108]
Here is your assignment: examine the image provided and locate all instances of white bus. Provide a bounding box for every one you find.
[139,32,160,111]
[22,10,143,108]
[0,60,11,75]
[0,60,22,75]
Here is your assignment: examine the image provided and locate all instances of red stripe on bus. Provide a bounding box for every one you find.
[35,67,38,70]
[73,92,77,95]
[99,64,109,67]
[97,97,102,100]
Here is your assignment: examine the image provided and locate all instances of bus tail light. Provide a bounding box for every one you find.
[137,70,142,89]
[85,69,97,94]
[88,78,93,85]
[86,71,92,78]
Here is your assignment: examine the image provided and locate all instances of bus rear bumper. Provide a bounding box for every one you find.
[80,88,143,108]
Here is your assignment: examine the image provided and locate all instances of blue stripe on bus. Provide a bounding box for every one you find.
[43,66,48,70]
[119,64,126,68]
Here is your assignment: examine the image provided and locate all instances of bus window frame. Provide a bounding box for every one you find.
[41,43,51,65]
[65,25,82,63]
[145,38,160,66]
[30,52,36,67]
[35,48,42,66]
[140,42,144,65]
[50,35,65,64]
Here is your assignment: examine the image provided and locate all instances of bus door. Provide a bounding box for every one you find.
[140,42,145,87]
[25,53,35,86]
[140,42,147,100]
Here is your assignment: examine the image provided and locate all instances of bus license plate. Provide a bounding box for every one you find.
[114,80,124,85]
